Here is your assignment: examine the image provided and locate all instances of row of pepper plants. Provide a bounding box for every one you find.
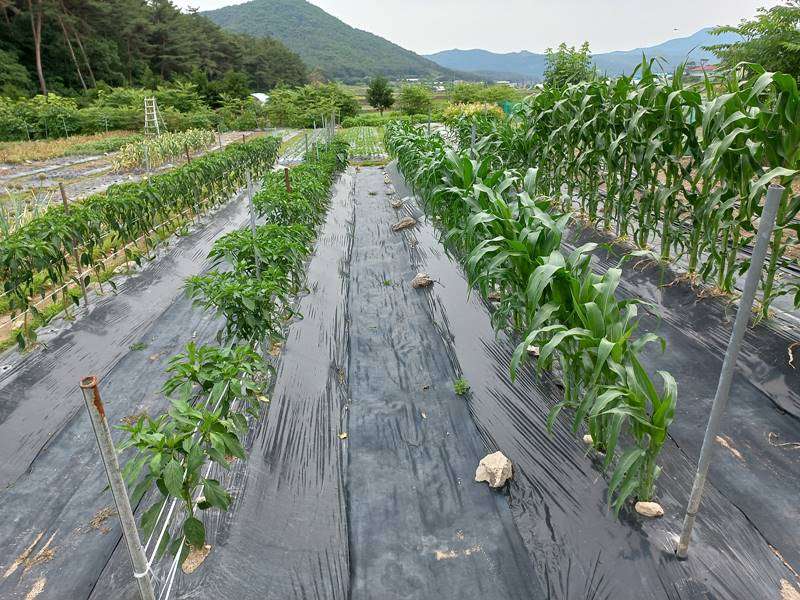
[385,121,676,513]
[0,136,281,349]
[119,139,349,566]
[448,61,800,321]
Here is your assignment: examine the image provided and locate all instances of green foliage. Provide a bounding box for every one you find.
[450,83,521,104]
[340,112,443,128]
[111,129,216,171]
[366,77,395,115]
[397,84,433,116]
[119,139,348,561]
[543,42,593,89]
[0,49,33,98]
[480,59,800,319]
[386,121,677,512]
[203,0,453,81]
[0,136,280,348]
[265,83,360,128]
[0,0,306,99]
[707,1,800,80]
[453,378,470,396]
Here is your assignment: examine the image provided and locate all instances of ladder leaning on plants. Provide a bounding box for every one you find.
[144,97,166,137]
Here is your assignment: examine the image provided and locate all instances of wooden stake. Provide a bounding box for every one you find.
[59,183,89,307]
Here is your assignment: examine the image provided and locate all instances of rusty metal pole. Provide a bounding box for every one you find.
[242,133,246,144]
[59,183,89,307]
[283,167,292,193]
[80,376,156,600]
[184,143,191,164]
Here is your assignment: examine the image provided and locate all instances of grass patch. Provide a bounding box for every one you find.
[453,378,470,396]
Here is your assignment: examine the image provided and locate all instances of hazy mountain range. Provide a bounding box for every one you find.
[205,0,740,82]
[426,28,742,81]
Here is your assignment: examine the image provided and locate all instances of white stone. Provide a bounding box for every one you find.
[634,501,664,518]
[474,451,513,488]
[582,434,593,445]
[411,273,434,288]
[527,345,540,357]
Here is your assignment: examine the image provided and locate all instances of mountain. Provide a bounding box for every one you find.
[427,28,742,82]
[203,0,456,81]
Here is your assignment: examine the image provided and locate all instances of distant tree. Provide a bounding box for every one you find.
[706,1,800,81]
[217,69,251,99]
[451,82,482,104]
[366,76,394,115]
[397,84,432,115]
[0,49,34,98]
[543,42,592,89]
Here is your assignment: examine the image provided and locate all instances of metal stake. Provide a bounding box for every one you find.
[470,123,476,157]
[59,183,89,307]
[246,169,261,279]
[80,376,156,600]
[675,184,783,559]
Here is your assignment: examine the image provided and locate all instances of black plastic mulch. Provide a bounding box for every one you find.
[386,160,800,599]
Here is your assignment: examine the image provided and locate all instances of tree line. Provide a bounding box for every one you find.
[0,0,308,100]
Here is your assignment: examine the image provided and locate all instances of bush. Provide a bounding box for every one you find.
[397,84,433,116]
[265,83,359,128]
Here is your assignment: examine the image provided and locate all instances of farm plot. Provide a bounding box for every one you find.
[385,122,800,598]
[278,128,327,164]
[336,126,387,162]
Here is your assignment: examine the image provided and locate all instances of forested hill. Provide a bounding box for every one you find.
[0,0,307,98]
[203,0,455,81]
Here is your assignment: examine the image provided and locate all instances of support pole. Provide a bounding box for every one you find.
[217,128,223,149]
[675,184,783,559]
[80,376,156,600]
[304,133,309,157]
[143,144,150,174]
[470,123,476,157]
[283,167,292,193]
[184,143,191,164]
[59,183,89,307]
[246,169,261,280]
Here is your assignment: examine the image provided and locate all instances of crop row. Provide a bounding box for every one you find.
[385,121,676,512]
[111,129,216,171]
[449,61,800,319]
[0,136,281,348]
[119,140,348,570]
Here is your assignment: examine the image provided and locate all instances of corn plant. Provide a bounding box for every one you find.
[112,129,216,171]
[386,121,676,513]
[451,61,800,319]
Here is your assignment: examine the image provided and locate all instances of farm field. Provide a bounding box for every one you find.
[1,1,799,598]
[337,126,387,162]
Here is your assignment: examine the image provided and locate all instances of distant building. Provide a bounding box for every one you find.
[434,85,445,92]
[405,78,420,83]
[250,93,270,104]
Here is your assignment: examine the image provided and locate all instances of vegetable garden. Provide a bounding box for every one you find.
[118,140,348,577]
[0,135,280,349]
[447,61,800,320]
[385,121,676,511]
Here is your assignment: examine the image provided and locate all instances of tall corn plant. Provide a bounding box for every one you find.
[386,122,676,513]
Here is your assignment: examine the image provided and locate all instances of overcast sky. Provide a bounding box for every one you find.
[177,0,780,54]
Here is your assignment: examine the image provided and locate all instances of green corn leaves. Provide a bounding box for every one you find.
[386,121,676,514]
